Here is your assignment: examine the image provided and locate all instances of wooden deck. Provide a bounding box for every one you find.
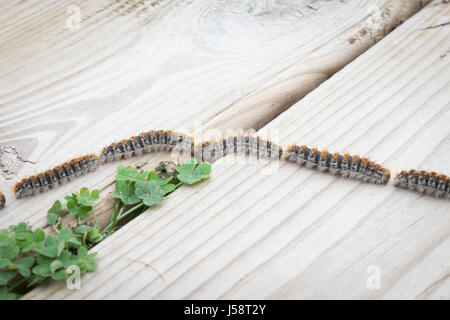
[0,0,448,299]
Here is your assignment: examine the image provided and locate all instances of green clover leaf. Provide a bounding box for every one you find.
[135,180,172,207]
[116,165,149,182]
[175,158,211,185]
[67,199,91,220]
[77,188,100,207]
[0,270,17,286]
[0,259,10,269]
[0,285,16,300]
[111,180,141,205]
[47,200,63,224]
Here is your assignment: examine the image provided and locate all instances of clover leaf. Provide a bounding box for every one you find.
[76,247,97,272]
[116,165,149,182]
[0,285,16,300]
[77,188,100,207]
[111,180,141,205]
[47,200,63,224]
[175,158,211,185]
[135,180,173,207]
[0,270,17,286]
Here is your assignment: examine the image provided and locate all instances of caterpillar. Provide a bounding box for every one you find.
[284,144,391,184]
[13,154,100,199]
[99,130,193,163]
[394,170,449,199]
[0,191,5,209]
[12,129,396,200]
[194,135,283,163]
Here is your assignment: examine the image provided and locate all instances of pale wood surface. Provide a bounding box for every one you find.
[24,1,450,299]
[0,0,431,232]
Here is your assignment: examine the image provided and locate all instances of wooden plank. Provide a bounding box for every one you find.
[24,0,450,299]
[0,0,431,231]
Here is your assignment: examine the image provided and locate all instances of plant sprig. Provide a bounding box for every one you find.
[104,158,211,235]
[0,157,211,300]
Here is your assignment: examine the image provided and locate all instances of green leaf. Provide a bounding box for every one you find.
[111,181,141,205]
[77,188,100,207]
[34,246,57,258]
[67,200,89,220]
[56,241,65,257]
[74,225,91,234]
[0,237,15,248]
[59,250,77,268]
[175,158,211,185]
[77,247,88,258]
[16,223,28,233]
[67,237,82,248]
[0,259,10,269]
[51,270,67,281]
[15,232,27,241]
[18,256,35,269]
[58,228,74,242]
[5,246,19,260]
[47,200,63,224]
[91,189,100,201]
[135,180,167,207]
[32,264,50,276]
[33,229,45,243]
[17,265,31,278]
[86,259,97,272]
[88,228,103,244]
[116,165,149,182]
[0,270,17,285]
[0,286,16,300]
[44,235,58,248]
[50,260,64,273]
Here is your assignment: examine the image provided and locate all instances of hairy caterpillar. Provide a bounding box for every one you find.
[284,144,391,184]
[0,191,5,209]
[194,135,283,163]
[394,170,449,199]
[12,129,400,200]
[100,130,193,163]
[13,154,99,199]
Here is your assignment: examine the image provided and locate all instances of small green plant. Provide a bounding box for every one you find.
[104,158,211,235]
[0,158,211,299]
[0,222,97,300]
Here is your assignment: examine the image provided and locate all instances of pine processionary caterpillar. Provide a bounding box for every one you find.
[0,191,5,209]
[284,144,391,184]
[99,130,193,163]
[194,134,283,163]
[16,129,449,200]
[394,170,449,199]
[13,154,99,199]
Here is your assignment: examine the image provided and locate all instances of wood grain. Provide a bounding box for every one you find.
[0,0,431,232]
[24,0,449,299]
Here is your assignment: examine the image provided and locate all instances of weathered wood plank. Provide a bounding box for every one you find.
[0,0,431,231]
[24,0,449,299]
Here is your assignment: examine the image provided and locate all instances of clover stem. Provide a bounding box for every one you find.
[52,223,60,234]
[91,209,100,230]
[102,202,122,236]
[82,231,88,247]
[117,203,145,221]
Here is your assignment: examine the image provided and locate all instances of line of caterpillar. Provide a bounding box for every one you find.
[394,170,450,199]
[8,129,446,202]
[285,144,390,185]
[99,130,193,163]
[13,154,100,199]
[0,191,5,209]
